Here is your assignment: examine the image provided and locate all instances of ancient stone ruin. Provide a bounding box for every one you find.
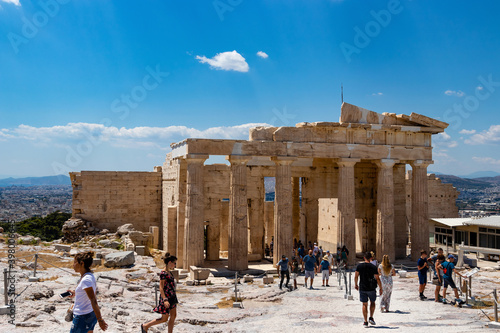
[70,103,459,270]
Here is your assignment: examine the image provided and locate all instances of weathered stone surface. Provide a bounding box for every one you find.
[104,251,135,267]
[54,244,71,252]
[62,217,100,243]
[116,224,135,236]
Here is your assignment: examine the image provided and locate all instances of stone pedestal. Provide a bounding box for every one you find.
[375,159,396,262]
[337,158,359,265]
[272,157,295,266]
[149,226,159,249]
[228,156,250,271]
[410,160,432,261]
[183,154,208,268]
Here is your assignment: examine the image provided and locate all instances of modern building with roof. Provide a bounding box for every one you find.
[430,216,500,251]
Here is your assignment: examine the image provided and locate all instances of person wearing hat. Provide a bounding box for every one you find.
[276,255,290,290]
[320,255,332,287]
[440,254,465,305]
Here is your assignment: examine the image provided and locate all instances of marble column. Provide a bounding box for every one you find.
[337,158,359,265]
[375,159,397,262]
[410,160,432,261]
[176,158,187,268]
[292,177,301,242]
[272,157,295,266]
[228,155,250,271]
[183,154,208,269]
[393,163,407,259]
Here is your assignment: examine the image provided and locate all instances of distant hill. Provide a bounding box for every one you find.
[436,174,493,190]
[459,171,500,178]
[0,175,71,186]
[474,175,500,185]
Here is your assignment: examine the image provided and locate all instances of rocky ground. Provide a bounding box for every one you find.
[0,241,499,333]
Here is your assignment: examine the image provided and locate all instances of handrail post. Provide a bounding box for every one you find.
[3,269,8,306]
[468,276,472,298]
[494,289,498,323]
[33,253,38,277]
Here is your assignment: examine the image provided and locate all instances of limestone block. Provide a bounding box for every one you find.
[263,277,274,284]
[116,224,135,236]
[54,244,71,252]
[104,251,135,267]
[135,246,149,256]
[189,266,211,281]
[92,258,102,266]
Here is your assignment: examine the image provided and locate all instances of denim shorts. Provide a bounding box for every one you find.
[359,290,376,303]
[70,311,97,333]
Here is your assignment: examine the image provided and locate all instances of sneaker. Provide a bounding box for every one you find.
[442,298,447,304]
[326,284,330,287]
[368,317,376,325]
[421,295,427,299]
[363,322,369,328]
[309,286,314,290]
[420,295,426,301]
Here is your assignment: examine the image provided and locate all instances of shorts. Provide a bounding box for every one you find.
[70,311,97,333]
[322,270,329,280]
[305,270,315,279]
[443,277,456,289]
[418,271,427,285]
[291,273,297,280]
[359,290,376,303]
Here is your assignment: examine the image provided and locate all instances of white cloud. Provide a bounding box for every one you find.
[434,132,458,148]
[465,125,500,145]
[1,122,270,148]
[371,92,383,96]
[476,86,484,91]
[459,129,476,135]
[444,90,465,97]
[256,51,269,59]
[195,50,249,72]
[0,0,21,6]
[472,157,500,165]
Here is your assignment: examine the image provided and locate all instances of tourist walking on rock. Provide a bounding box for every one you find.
[291,256,300,290]
[434,254,446,302]
[417,250,429,300]
[320,255,331,287]
[441,255,465,305]
[142,255,178,333]
[276,255,290,290]
[377,255,395,312]
[355,252,382,328]
[302,250,318,289]
[68,251,108,333]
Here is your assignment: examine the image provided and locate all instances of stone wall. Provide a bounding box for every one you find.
[70,170,162,233]
[317,198,339,252]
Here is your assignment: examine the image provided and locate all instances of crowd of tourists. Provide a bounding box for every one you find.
[275,241,466,328]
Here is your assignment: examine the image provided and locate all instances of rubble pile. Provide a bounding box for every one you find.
[61,218,101,243]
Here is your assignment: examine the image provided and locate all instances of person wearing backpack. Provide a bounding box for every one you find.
[355,252,382,328]
[441,255,465,305]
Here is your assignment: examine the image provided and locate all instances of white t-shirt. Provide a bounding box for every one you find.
[73,272,97,316]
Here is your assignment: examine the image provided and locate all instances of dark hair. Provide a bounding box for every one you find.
[437,254,445,261]
[438,248,443,252]
[75,251,94,271]
[363,252,371,260]
[163,255,177,265]
[421,250,427,255]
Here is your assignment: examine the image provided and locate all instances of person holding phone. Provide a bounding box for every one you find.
[67,251,108,333]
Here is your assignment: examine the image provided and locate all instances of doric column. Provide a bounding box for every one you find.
[176,158,187,268]
[337,158,360,265]
[375,159,397,262]
[292,177,301,242]
[272,157,295,266]
[183,154,208,269]
[410,160,433,261]
[393,163,407,259]
[227,155,250,271]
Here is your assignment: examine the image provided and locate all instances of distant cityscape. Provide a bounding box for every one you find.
[0,173,499,223]
[0,185,72,222]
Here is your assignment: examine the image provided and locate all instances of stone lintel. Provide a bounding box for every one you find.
[271,156,297,165]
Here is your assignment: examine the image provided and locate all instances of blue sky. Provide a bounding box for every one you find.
[1,0,500,177]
